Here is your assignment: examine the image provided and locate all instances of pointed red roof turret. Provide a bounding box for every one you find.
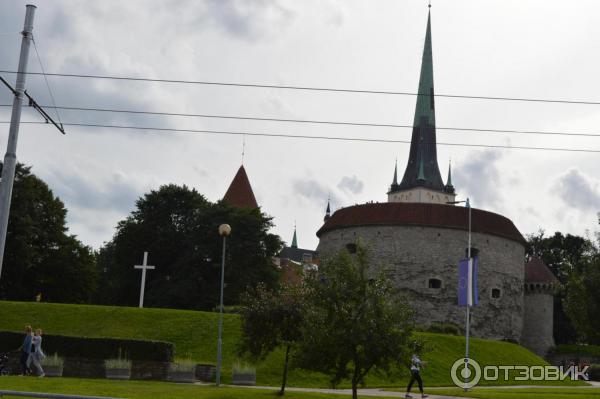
[525,257,558,284]
[223,165,258,208]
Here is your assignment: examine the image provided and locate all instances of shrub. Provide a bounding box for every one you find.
[232,361,256,375]
[426,323,460,336]
[0,331,173,362]
[41,353,64,367]
[105,349,132,370]
[169,357,196,373]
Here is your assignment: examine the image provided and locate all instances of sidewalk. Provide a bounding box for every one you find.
[216,384,466,399]
[205,381,600,399]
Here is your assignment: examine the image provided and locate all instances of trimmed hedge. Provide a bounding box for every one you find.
[554,344,600,357]
[0,331,173,362]
[589,364,600,381]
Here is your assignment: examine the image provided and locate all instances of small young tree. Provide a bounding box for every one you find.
[239,283,304,395]
[297,246,414,399]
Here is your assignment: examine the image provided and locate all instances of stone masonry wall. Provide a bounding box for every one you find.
[317,224,525,341]
[522,289,555,356]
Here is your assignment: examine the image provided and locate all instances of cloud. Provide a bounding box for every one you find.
[453,150,504,208]
[293,178,341,207]
[553,168,600,211]
[204,0,297,41]
[337,175,363,195]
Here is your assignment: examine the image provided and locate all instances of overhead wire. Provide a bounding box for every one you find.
[0,104,598,139]
[1,69,600,106]
[3,120,600,154]
[31,36,63,128]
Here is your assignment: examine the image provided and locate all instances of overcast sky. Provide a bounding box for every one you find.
[1,0,599,251]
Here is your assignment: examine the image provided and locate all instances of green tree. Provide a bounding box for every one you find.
[96,184,283,310]
[526,231,598,344]
[563,257,600,344]
[239,283,304,395]
[0,163,97,303]
[297,246,414,399]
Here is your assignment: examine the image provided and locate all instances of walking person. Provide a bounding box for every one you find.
[405,354,427,399]
[18,325,33,376]
[29,328,45,377]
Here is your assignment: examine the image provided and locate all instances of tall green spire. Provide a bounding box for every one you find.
[291,225,298,249]
[413,10,435,128]
[446,160,452,186]
[397,8,445,193]
[393,160,398,186]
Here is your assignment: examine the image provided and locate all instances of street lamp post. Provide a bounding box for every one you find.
[447,197,472,391]
[216,223,231,387]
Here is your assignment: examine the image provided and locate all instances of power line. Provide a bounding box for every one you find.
[1,103,599,138]
[31,36,63,128]
[1,69,599,106]
[6,120,600,154]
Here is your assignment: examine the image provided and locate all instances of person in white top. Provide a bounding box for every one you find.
[29,328,45,377]
[405,354,427,398]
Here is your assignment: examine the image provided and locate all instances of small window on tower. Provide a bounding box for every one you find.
[428,278,442,289]
[346,243,357,254]
[491,288,501,299]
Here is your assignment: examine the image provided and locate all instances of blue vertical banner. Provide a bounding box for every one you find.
[458,257,478,307]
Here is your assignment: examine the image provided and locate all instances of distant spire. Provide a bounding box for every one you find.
[324,197,331,222]
[389,159,399,193]
[291,223,298,249]
[445,159,455,193]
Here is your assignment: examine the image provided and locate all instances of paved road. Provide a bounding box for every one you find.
[217,384,466,399]
[209,381,600,399]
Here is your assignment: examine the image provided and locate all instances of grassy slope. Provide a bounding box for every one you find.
[0,301,579,387]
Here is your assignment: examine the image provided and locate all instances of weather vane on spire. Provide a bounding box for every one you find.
[241,135,246,165]
[428,0,431,8]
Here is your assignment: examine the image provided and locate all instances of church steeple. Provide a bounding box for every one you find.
[397,9,445,192]
[445,160,455,194]
[388,160,399,193]
[324,198,331,222]
[291,224,298,249]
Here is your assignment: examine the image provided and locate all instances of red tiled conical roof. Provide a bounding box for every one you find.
[525,257,558,284]
[317,202,526,244]
[223,165,258,208]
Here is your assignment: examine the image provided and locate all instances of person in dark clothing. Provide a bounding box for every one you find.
[19,325,33,375]
[406,354,427,398]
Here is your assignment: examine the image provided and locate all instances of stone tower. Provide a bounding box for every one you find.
[521,257,558,356]
[387,10,455,205]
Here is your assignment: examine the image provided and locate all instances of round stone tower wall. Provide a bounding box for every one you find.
[317,224,525,341]
[521,284,555,356]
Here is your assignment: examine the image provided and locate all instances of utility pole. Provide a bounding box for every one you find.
[0,4,36,281]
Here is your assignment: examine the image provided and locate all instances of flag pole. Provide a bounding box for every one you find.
[464,198,471,391]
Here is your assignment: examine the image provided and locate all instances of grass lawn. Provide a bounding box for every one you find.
[0,377,365,399]
[430,387,600,399]
[0,300,581,388]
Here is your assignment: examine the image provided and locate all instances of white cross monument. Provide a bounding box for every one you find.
[134,251,155,308]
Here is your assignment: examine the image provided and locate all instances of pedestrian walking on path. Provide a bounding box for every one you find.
[406,354,427,398]
[28,328,45,377]
[18,325,33,376]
